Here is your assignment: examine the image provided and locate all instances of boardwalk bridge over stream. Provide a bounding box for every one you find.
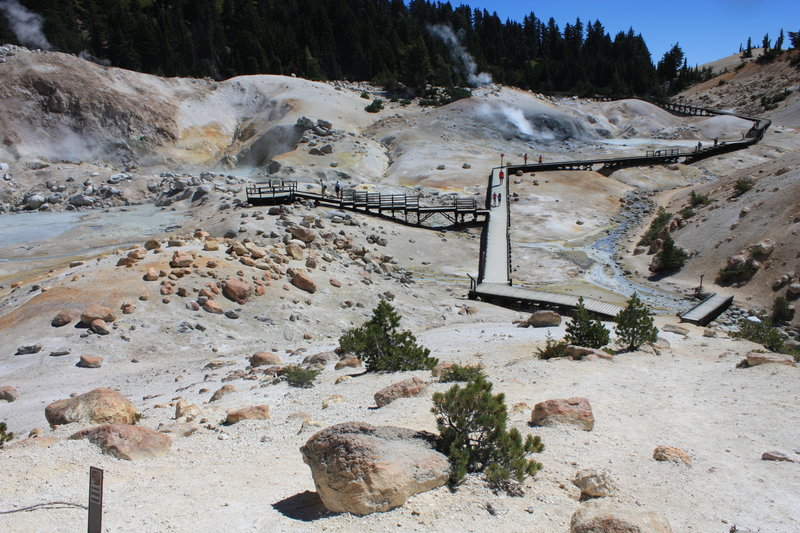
[247,97,770,323]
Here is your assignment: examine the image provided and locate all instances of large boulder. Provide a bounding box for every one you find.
[739,352,796,368]
[70,424,171,461]
[528,310,562,327]
[531,397,594,431]
[300,421,450,515]
[223,278,253,303]
[51,310,74,327]
[45,388,137,426]
[570,502,673,532]
[0,386,18,402]
[374,377,428,408]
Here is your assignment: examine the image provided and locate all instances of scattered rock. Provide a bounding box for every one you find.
[564,345,612,361]
[77,355,103,368]
[653,445,691,466]
[210,384,237,402]
[291,271,317,293]
[15,344,42,355]
[374,377,428,408]
[203,300,224,314]
[662,324,689,336]
[570,502,673,533]
[0,386,19,402]
[334,357,361,370]
[70,424,172,460]
[250,352,282,367]
[224,405,270,425]
[170,251,194,268]
[51,310,74,327]
[90,318,110,335]
[300,421,450,515]
[761,451,795,462]
[738,352,796,368]
[527,310,561,327]
[531,397,594,431]
[572,469,617,499]
[223,278,253,303]
[45,388,137,426]
[157,421,201,437]
[80,305,115,324]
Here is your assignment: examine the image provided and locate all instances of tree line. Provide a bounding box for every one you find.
[0,0,736,96]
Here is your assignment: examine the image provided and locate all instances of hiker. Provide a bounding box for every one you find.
[696,141,702,152]
[334,180,341,198]
[714,137,718,146]
[492,192,497,207]
[523,153,528,165]
[538,154,543,164]
[497,192,502,205]
[321,182,327,197]
[499,169,504,183]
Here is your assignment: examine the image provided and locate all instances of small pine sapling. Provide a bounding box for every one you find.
[565,297,610,349]
[339,301,438,371]
[0,421,13,448]
[614,293,658,351]
[439,364,486,383]
[432,376,543,491]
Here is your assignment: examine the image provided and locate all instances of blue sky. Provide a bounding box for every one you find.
[457,0,799,66]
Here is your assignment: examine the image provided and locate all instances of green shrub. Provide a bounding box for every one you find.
[732,316,784,352]
[717,263,758,284]
[565,297,610,348]
[282,365,321,388]
[439,364,486,383]
[360,91,370,99]
[365,99,384,113]
[772,296,795,326]
[432,377,543,490]
[0,422,12,448]
[614,293,658,351]
[339,301,438,372]
[651,234,688,273]
[400,99,411,106]
[536,332,570,359]
[689,190,710,206]
[638,207,673,246]
[734,176,754,196]
[679,207,696,219]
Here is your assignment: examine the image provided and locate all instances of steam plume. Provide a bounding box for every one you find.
[0,0,53,50]
[428,24,492,87]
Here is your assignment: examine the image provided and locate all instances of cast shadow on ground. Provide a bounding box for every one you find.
[272,490,335,521]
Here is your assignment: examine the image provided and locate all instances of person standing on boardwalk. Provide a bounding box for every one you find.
[334,180,341,198]
[523,153,528,165]
[538,154,543,164]
[497,192,502,205]
[492,192,497,207]
[321,182,327,197]
[499,169,504,184]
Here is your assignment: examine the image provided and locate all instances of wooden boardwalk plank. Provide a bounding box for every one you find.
[679,293,733,326]
[474,282,623,318]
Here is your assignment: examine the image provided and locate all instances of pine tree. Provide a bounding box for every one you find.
[338,301,438,371]
[614,293,658,351]
[565,297,610,348]
[432,376,543,490]
[652,233,688,273]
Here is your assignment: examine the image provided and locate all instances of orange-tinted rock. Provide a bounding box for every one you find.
[203,300,223,314]
[223,278,253,303]
[51,310,74,327]
[80,305,116,324]
[170,251,194,268]
[653,445,692,465]
[250,352,282,367]
[374,377,428,408]
[77,355,104,368]
[70,424,171,460]
[291,271,317,293]
[144,267,159,281]
[531,397,594,431]
[224,405,270,425]
[45,388,137,426]
[90,319,110,335]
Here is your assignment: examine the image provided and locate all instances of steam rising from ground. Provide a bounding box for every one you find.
[498,105,534,136]
[475,102,592,142]
[0,0,53,50]
[427,24,492,87]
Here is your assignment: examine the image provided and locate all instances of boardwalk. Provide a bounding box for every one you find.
[679,293,733,326]
[246,181,488,229]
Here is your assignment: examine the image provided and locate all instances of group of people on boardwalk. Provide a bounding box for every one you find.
[521,153,543,165]
[491,191,502,207]
[319,179,342,198]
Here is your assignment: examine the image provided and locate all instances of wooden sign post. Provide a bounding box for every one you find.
[88,467,103,533]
